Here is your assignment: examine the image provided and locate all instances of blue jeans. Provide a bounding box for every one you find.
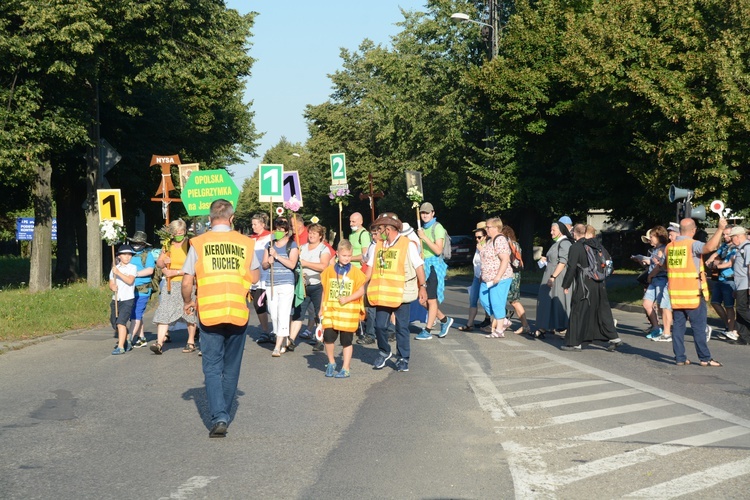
[375,302,411,361]
[199,322,248,425]
[469,276,481,308]
[672,298,711,363]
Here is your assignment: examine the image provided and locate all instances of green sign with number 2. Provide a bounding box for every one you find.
[330,153,346,184]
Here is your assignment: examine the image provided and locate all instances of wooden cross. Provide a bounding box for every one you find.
[358,173,385,224]
[149,154,183,224]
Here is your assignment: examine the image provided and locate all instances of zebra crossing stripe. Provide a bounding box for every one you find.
[571,413,712,441]
[503,380,610,399]
[514,388,641,411]
[546,399,673,426]
[624,455,750,498]
[551,426,750,486]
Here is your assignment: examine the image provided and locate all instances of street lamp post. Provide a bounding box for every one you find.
[451,8,499,59]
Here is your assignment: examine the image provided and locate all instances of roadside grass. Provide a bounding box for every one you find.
[0,283,112,342]
[0,256,112,343]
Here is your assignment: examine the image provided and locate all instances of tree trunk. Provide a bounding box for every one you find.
[29,159,53,293]
[86,84,103,286]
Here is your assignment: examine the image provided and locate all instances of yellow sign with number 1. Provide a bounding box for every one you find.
[97,189,123,224]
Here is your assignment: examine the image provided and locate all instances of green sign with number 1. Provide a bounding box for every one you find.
[259,164,283,202]
[330,153,346,184]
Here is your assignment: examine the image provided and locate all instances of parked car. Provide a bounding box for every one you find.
[447,235,475,265]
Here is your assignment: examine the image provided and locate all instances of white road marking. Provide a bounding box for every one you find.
[452,350,516,421]
[502,440,557,499]
[625,455,750,498]
[503,380,611,399]
[551,427,750,486]
[514,388,641,410]
[571,413,712,441]
[530,350,750,429]
[546,400,673,426]
[159,476,219,500]
[504,361,565,374]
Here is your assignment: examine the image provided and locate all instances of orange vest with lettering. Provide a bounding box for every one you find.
[191,231,255,326]
[367,236,412,308]
[320,265,366,332]
[666,238,708,309]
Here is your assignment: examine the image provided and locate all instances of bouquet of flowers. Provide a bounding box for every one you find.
[99,220,127,246]
[329,186,350,206]
[284,196,301,213]
[407,186,423,209]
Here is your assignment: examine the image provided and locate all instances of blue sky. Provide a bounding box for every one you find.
[225,0,426,187]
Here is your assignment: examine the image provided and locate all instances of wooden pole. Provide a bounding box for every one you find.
[338,202,343,245]
[111,245,118,316]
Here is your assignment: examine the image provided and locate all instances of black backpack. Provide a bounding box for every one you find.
[582,243,613,282]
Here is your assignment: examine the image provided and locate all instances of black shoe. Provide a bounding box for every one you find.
[356,335,376,345]
[256,333,272,344]
[209,421,227,438]
[286,338,296,352]
[312,341,325,352]
[476,318,491,328]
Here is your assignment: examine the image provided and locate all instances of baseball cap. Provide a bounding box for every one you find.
[558,216,572,226]
[419,202,434,213]
[117,244,136,255]
[667,222,680,233]
[729,226,747,237]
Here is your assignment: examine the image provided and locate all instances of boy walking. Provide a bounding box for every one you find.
[110,244,137,355]
[320,240,367,378]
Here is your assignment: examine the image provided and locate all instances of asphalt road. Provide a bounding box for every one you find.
[1,278,749,499]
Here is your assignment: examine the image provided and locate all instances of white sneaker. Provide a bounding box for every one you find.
[726,330,739,341]
[654,335,673,342]
[705,325,712,343]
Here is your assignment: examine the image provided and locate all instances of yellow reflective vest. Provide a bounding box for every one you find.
[367,236,418,308]
[666,238,708,309]
[320,265,366,332]
[191,230,255,327]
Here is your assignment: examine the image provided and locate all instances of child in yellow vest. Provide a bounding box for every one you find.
[319,240,366,378]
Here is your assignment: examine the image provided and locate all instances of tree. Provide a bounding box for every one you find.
[0,0,260,288]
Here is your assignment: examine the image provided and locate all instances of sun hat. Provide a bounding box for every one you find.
[641,229,652,244]
[400,222,415,237]
[128,230,152,247]
[475,221,487,230]
[729,226,747,237]
[372,212,403,232]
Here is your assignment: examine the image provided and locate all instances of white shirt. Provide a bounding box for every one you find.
[109,263,137,301]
